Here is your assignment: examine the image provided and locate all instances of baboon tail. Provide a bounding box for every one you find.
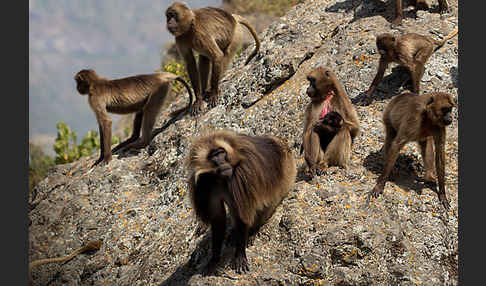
[434,28,458,52]
[235,15,261,65]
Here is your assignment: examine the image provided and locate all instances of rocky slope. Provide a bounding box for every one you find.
[29,0,459,285]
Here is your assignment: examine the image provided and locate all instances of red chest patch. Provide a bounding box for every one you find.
[319,91,334,119]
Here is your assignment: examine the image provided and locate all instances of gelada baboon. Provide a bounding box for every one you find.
[302,66,360,176]
[363,28,458,104]
[74,69,193,166]
[29,240,102,285]
[165,2,261,115]
[187,130,296,274]
[393,0,449,25]
[369,92,456,210]
[312,111,346,153]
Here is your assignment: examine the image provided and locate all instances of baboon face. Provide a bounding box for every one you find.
[208,148,233,178]
[323,111,343,129]
[165,2,194,37]
[74,69,95,95]
[376,34,396,60]
[427,93,456,127]
[306,66,334,100]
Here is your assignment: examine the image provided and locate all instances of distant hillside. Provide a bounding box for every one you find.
[29,0,220,143]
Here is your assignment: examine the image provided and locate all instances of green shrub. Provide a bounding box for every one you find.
[53,121,120,164]
[159,61,189,94]
[29,142,54,193]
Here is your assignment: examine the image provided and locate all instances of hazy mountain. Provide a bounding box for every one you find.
[29,0,220,147]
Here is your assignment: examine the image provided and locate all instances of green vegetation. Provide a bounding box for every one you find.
[53,121,120,165]
[229,0,304,17]
[159,61,190,95]
[29,121,122,192]
[29,142,55,194]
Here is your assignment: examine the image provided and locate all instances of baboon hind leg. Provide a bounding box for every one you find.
[111,111,143,153]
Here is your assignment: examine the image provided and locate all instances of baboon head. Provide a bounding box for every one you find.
[165,2,195,37]
[322,111,344,129]
[189,135,242,182]
[376,33,397,60]
[74,69,98,95]
[426,93,456,127]
[306,66,337,100]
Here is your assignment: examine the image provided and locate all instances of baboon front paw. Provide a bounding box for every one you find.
[191,100,204,116]
[207,95,218,109]
[231,255,249,274]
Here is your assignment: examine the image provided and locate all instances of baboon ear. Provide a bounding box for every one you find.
[325,70,330,77]
[427,95,434,105]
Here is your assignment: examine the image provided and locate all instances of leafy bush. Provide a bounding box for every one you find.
[29,142,54,193]
[53,121,119,164]
[159,61,189,95]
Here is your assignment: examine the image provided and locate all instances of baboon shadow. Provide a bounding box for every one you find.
[352,66,411,105]
[158,223,242,285]
[449,66,458,89]
[114,149,141,160]
[363,149,435,195]
[325,0,420,24]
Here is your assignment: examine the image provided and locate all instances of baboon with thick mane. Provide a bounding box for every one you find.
[187,130,296,274]
[165,1,261,115]
[302,66,360,176]
[74,69,193,166]
[363,28,458,104]
[369,92,456,210]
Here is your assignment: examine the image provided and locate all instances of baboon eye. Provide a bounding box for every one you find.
[325,71,330,77]
[391,37,396,41]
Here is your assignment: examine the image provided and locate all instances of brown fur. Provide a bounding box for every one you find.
[369,92,456,210]
[29,240,102,286]
[74,69,193,167]
[187,130,296,274]
[393,0,449,25]
[312,111,345,154]
[302,66,360,176]
[166,2,261,115]
[364,28,458,104]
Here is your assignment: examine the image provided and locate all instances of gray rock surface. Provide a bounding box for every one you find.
[29,0,458,285]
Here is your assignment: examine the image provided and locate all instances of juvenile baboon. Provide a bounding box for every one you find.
[312,111,345,153]
[393,0,449,25]
[74,69,193,166]
[29,240,102,285]
[187,130,296,274]
[302,66,360,176]
[165,2,261,115]
[363,28,458,105]
[369,92,456,210]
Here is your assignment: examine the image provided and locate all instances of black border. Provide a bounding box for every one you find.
[459,0,483,284]
[7,0,28,284]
